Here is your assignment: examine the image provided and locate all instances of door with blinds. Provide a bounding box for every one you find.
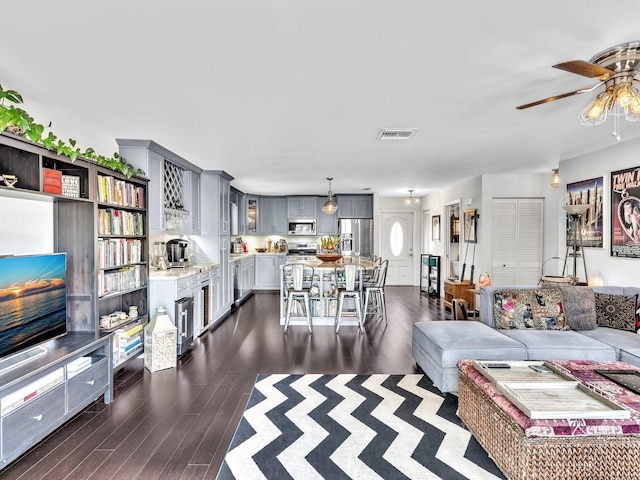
[491,198,543,285]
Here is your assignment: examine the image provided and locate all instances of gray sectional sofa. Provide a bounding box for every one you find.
[412,285,640,394]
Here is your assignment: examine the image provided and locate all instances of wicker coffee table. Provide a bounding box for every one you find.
[458,360,640,480]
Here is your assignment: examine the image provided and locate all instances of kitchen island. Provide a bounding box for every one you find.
[280,256,376,328]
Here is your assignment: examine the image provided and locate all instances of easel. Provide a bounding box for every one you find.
[562,205,589,285]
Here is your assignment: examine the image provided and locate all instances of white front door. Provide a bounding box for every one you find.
[381,212,414,285]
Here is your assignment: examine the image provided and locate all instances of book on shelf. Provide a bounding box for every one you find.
[98,175,145,209]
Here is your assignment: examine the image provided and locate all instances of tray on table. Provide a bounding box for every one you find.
[472,360,630,420]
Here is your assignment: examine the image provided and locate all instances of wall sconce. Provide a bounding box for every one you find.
[551,168,560,188]
[464,197,473,206]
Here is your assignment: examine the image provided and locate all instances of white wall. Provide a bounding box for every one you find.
[421,172,560,291]
[0,196,54,254]
[559,136,640,287]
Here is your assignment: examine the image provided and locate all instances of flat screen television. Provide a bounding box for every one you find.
[0,253,67,363]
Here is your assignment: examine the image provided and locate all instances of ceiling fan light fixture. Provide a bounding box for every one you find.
[579,88,613,126]
[322,177,338,215]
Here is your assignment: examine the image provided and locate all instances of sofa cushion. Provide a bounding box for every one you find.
[555,285,597,330]
[412,321,527,368]
[499,329,617,361]
[595,292,638,332]
[493,288,568,330]
[578,326,640,357]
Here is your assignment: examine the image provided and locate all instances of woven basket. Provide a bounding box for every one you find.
[458,371,640,480]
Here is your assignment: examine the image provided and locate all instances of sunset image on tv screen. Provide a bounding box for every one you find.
[0,254,67,357]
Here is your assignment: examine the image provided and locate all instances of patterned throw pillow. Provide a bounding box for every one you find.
[493,288,568,330]
[595,293,638,332]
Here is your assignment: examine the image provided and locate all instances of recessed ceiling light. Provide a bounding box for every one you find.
[376,128,417,140]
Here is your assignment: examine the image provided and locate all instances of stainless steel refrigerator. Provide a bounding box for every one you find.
[339,218,373,257]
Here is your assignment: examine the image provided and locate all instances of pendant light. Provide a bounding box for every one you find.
[551,169,560,188]
[322,177,338,214]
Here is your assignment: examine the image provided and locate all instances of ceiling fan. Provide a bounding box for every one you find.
[516,41,640,130]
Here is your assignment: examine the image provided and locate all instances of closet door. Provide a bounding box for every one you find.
[491,198,543,285]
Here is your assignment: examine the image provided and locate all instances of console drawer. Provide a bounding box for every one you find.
[2,384,65,458]
[67,358,109,411]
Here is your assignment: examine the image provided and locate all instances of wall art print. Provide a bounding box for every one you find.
[611,166,640,258]
[565,177,604,248]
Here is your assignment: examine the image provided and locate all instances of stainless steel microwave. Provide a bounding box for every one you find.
[288,219,316,236]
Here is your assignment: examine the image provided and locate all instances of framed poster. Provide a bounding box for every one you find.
[432,215,441,242]
[463,209,477,243]
[611,166,640,258]
[565,177,604,248]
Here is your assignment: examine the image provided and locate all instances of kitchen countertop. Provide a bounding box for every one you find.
[230,252,287,261]
[283,256,376,269]
[149,263,218,280]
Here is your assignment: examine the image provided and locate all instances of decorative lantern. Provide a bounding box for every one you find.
[144,307,177,373]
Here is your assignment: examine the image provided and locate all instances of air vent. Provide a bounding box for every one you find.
[377,128,417,140]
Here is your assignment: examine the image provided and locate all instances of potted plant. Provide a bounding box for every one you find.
[0,84,144,178]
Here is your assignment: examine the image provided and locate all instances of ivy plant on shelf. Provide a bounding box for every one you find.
[0,84,144,178]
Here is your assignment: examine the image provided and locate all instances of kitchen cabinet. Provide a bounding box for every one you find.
[245,195,259,234]
[336,194,373,218]
[254,254,286,290]
[189,171,201,234]
[287,196,318,219]
[317,206,338,234]
[236,192,246,234]
[117,139,203,235]
[232,255,255,304]
[258,196,287,234]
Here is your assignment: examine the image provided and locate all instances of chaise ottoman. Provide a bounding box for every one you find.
[412,321,527,393]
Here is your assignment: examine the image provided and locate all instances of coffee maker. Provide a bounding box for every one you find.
[166,239,191,267]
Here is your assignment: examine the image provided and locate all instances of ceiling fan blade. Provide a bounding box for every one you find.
[553,60,615,80]
[516,84,601,110]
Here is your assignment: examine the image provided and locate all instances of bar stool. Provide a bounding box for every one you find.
[283,263,314,333]
[335,263,364,333]
[363,259,388,324]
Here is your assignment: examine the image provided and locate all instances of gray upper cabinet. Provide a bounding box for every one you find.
[317,207,338,235]
[245,195,259,234]
[117,139,203,235]
[336,194,373,218]
[287,196,318,219]
[259,196,287,234]
[236,193,246,235]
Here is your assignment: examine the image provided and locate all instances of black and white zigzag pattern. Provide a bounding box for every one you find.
[216,374,505,480]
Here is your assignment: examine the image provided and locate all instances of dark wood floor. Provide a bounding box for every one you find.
[0,287,449,480]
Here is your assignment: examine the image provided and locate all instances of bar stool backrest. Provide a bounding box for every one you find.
[284,263,312,292]
[343,264,357,292]
[376,259,389,287]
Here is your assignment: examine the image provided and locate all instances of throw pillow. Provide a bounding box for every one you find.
[493,288,568,330]
[595,293,638,332]
[555,285,597,330]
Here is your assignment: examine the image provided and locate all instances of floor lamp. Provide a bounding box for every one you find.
[562,204,590,285]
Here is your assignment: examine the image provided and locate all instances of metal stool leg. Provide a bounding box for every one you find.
[285,292,293,332]
[303,292,312,333]
[335,293,344,333]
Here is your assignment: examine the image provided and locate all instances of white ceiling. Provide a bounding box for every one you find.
[4,1,640,197]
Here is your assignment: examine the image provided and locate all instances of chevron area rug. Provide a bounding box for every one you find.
[216,374,506,480]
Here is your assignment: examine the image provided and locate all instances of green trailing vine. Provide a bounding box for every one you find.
[0,84,144,178]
